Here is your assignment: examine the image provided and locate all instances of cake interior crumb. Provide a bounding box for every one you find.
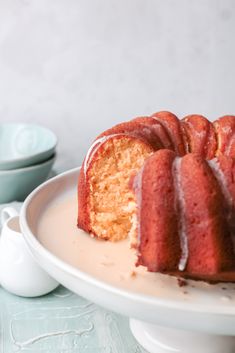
[89,137,153,241]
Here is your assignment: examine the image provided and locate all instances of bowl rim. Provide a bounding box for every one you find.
[0,153,56,175]
[20,167,235,316]
[0,122,57,167]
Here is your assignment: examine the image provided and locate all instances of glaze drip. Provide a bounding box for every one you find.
[208,159,233,209]
[132,164,145,249]
[226,135,235,156]
[83,134,121,176]
[208,159,235,253]
[172,157,189,272]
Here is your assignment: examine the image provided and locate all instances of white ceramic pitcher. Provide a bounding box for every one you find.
[0,207,59,297]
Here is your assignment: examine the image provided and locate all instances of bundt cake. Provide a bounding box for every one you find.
[77,111,235,281]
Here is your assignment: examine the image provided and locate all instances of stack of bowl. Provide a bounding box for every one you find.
[0,123,57,203]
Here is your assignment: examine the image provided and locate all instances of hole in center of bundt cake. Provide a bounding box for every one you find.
[88,136,154,241]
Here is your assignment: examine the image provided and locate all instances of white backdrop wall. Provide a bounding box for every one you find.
[0,0,234,170]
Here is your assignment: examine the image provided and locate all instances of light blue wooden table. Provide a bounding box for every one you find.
[0,203,147,352]
[1,285,147,352]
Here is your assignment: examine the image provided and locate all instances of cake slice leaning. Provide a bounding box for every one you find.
[131,149,182,272]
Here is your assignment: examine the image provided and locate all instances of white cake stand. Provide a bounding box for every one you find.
[20,168,235,353]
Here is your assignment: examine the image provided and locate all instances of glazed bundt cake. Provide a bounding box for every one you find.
[77,111,235,281]
[131,150,235,280]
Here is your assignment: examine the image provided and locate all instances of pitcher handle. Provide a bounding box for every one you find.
[1,207,19,227]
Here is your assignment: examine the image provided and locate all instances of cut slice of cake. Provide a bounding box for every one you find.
[77,134,155,241]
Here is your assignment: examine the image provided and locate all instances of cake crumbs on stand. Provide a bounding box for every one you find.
[119,270,137,281]
[177,278,188,288]
[130,270,137,278]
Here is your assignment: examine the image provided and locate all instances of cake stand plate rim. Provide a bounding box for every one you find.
[19,167,235,329]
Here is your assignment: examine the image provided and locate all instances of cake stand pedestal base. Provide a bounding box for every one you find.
[130,319,235,353]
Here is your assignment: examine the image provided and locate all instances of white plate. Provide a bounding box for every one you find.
[20,168,235,353]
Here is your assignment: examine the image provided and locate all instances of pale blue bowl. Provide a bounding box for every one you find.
[0,154,55,203]
[0,123,57,170]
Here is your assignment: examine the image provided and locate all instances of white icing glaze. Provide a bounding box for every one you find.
[221,295,231,302]
[225,135,235,156]
[172,157,189,272]
[37,194,235,300]
[134,164,145,248]
[208,159,235,252]
[83,134,121,176]
[10,320,93,348]
[186,121,206,139]
[153,118,183,155]
[133,156,189,271]
[37,194,192,299]
[222,126,232,134]
[208,159,233,209]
